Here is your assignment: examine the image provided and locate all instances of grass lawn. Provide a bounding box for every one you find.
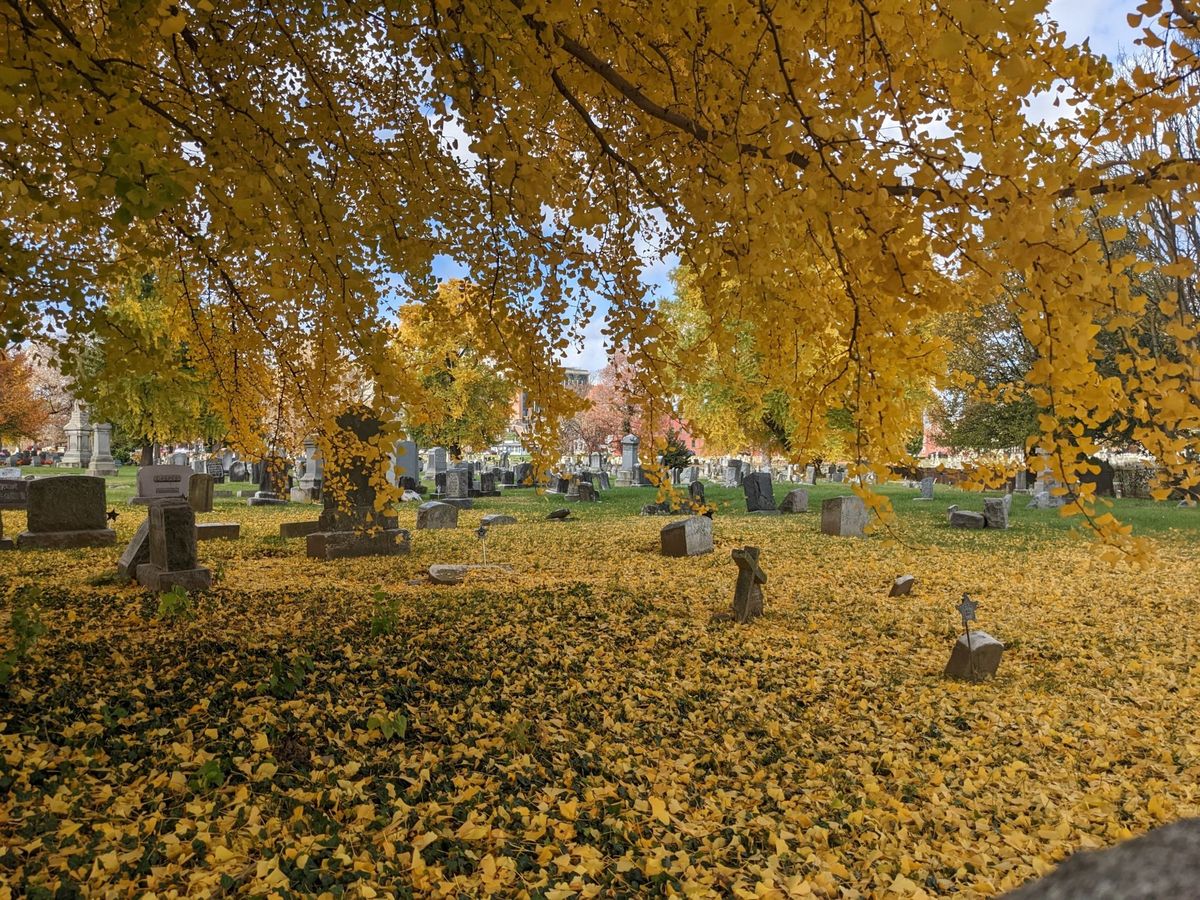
[1,470,1198,896]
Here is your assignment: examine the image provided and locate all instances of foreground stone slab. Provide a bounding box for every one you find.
[943,630,1004,681]
[949,509,986,529]
[428,563,512,585]
[820,495,868,537]
[307,529,411,560]
[889,574,916,597]
[481,514,517,526]
[1005,816,1200,899]
[417,501,459,529]
[660,516,714,557]
[280,521,321,539]
[196,522,240,541]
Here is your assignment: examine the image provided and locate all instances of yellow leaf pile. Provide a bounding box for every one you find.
[1,490,1198,896]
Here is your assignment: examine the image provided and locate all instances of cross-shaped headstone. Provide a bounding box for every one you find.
[731,546,767,623]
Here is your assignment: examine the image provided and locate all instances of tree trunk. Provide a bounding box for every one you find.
[140,441,155,467]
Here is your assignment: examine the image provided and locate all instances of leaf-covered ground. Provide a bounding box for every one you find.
[1,480,1198,897]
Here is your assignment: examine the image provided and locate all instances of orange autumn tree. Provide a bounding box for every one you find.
[0,349,50,446]
[4,1,1200,555]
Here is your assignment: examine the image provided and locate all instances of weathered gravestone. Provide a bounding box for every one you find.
[228,460,247,482]
[577,482,598,502]
[731,547,766,623]
[188,472,214,513]
[291,436,323,502]
[441,468,473,508]
[688,480,707,511]
[17,476,116,549]
[917,476,935,501]
[779,488,809,513]
[944,594,1003,681]
[416,500,459,529]
[889,574,916,597]
[983,497,1009,529]
[131,465,192,505]
[743,472,778,514]
[0,475,29,549]
[478,471,498,496]
[820,495,868,537]
[1003,816,1200,900]
[117,516,151,580]
[481,513,517,527]
[307,409,411,560]
[546,508,571,520]
[135,498,212,592]
[248,456,289,506]
[660,515,713,557]
[512,462,533,487]
[86,423,119,476]
[949,509,986,529]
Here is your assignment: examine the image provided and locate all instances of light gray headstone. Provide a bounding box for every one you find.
[660,515,713,557]
[820,495,868,537]
[943,630,1003,681]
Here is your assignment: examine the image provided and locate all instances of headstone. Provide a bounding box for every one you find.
[917,476,935,501]
[478,471,498,496]
[1027,491,1051,510]
[292,436,323,501]
[136,498,211,592]
[731,547,766,623]
[426,447,448,476]
[1014,470,1028,492]
[308,408,409,559]
[247,454,289,506]
[779,488,808,513]
[16,476,116,548]
[983,497,1008,529]
[943,630,1004,681]
[805,465,817,485]
[598,471,611,491]
[949,509,986,529]
[208,459,227,484]
[85,423,119,476]
[228,460,247,482]
[577,482,598,502]
[416,500,458,529]
[723,461,741,488]
[188,473,214,513]
[192,456,208,475]
[434,471,447,495]
[280,521,321,539]
[390,439,419,487]
[196,522,240,540]
[820,495,868,537]
[889,575,916,597]
[169,451,189,467]
[546,508,570,520]
[830,467,845,483]
[660,516,713,557]
[131,465,192,505]
[513,462,533,486]
[501,470,515,486]
[0,477,29,510]
[60,401,91,468]
[618,435,649,486]
[688,480,706,510]
[743,472,777,513]
[481,513,517,527]
[1003,816,1200,900]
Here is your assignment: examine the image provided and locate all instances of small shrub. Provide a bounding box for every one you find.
[0,588,46,685]
[369,588,399,637]
[156,586,195,622]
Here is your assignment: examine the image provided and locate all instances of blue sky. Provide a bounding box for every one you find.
[433,1,1144,372]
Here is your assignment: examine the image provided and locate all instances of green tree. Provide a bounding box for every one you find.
[65,271,223,464]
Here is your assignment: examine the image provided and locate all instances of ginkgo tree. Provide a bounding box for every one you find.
[3,0,1200,555]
